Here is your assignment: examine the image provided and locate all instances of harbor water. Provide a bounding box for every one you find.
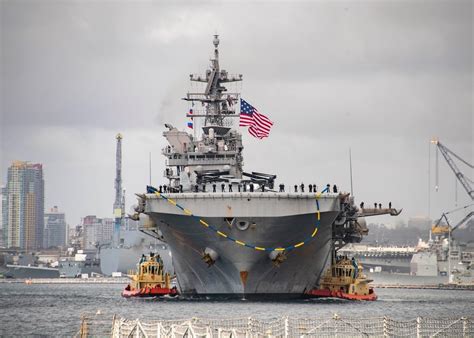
[0,283,473,336]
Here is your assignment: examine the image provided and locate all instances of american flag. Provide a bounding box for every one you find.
[239,99,274,139]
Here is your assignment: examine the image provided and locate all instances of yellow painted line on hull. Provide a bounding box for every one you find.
[149,189,323,252]
[217,231,227,238]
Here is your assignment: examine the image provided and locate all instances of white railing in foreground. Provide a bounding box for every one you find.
[76,313,473,337]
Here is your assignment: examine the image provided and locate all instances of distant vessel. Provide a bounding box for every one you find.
[133,36,399,297]
[4,264,59,279]
[1,252,59,279]
[99,229,172,276]
[340,244,415,274]
[58,249,101,278]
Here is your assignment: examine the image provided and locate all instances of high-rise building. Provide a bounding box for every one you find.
[2,161,45,250]
[43,206,67,248]
[81,215,114,250]
[1,186,7,247]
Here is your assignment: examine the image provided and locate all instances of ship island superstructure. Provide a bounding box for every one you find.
[134,36,399,297]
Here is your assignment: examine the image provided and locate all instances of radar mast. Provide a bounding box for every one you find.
[184,35,243,127]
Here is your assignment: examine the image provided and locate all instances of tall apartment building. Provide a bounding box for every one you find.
[43,206,67,248]
[81,215,114,250]
[2,161,45,250]
[1,186,7,247]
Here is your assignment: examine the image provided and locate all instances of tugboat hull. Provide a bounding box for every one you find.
[305,288,377,301]
[122,285,178,298]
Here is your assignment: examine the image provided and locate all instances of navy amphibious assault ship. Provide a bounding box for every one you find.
[133,36,399,297]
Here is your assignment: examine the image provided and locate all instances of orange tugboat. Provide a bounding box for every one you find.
[305,256,377,301]
[122,253,178,298]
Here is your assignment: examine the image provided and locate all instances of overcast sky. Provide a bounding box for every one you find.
[1,0,472,228]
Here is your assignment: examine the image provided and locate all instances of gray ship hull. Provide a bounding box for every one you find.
[4,265,59,279]
[145,192,341,296]
[100,230,172,276]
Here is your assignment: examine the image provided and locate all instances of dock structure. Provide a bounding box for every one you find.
[0,277,129,284]
[75,314,473,337]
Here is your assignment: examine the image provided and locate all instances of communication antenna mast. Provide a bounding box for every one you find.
[349,148,354,196]
[149,152,152,186]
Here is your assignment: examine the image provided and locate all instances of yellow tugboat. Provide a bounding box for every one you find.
[122,253,178,298]
[306,256,377,301]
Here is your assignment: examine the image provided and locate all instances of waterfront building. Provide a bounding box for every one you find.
[2,161,44,250]
[43,206,67,248]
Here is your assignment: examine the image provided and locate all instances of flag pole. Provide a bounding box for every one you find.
[349,148,354,196]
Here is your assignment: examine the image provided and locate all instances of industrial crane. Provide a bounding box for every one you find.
[432,204,474,236]
[113,133,125,246]
[431,139,474,200]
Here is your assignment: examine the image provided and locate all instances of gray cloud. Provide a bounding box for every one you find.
[1,0,472,226]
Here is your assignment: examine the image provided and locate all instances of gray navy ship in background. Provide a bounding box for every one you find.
[133,36,399,297]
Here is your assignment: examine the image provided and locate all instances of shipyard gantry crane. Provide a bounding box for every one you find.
[431,139,473,237]
[431,139,474,200]
[432,204,474,236]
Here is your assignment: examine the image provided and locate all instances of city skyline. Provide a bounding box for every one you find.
[1,1,472,227]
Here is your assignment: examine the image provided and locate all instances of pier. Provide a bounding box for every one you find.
[372,283,474,291]
[0,278,129,284]
[75,313,473,337]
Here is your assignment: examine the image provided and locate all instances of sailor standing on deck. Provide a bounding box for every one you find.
[351,257,359,278]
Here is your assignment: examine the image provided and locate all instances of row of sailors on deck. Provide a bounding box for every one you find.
[157,183,338,194]
[288,184,337,193]
[359,201,392,210]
